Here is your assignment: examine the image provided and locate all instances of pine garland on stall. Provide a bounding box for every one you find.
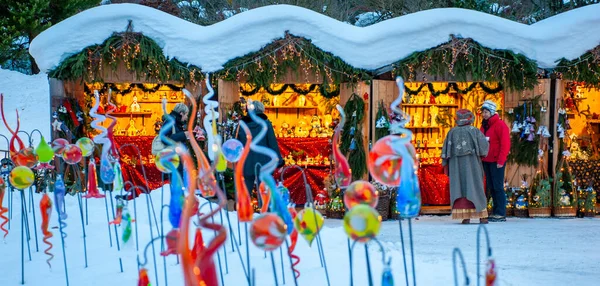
[340,93,366,180]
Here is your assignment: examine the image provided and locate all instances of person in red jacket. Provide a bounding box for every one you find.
[480,100,510,222]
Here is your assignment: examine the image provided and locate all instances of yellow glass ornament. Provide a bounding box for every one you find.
[294,207,324,246]
[76,137,95,157]
[9,166,35,190]
[343,204,381,243]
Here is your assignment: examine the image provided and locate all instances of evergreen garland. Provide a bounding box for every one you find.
[49,22,204,84]
[374,100,390,141]
[216,33,371,87]
[555,45,600,88]
[340,93,366,180]
[506,95,542,167]
[392,35,538,92]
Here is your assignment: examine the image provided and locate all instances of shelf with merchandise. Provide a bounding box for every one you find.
[401,104,459,107]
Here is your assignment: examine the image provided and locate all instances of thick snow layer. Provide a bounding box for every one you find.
[29,3,600,74]
[0,188,597,286]
[0,68,50,150]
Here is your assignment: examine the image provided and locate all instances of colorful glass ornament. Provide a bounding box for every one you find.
[486,258,497,286]
[40,193,54,268]
[344,180,379,209]
[122,207,134,243]
[62,144,82,165]
[0,178,9,239]
[51,138,69,157]
[215,149,227,172]
[160,228,180,256]
[222,139,244,162]
[294,207,324,246]
[9,166,35,189]
[381,259,395,286]
[76,137,95,157]
[396,149,421,218]
[288,206,301,278]
[343,204,381,243]
[278,182,290,205]
[250,213,287,251]
[234,121,253,222]
[138,268,150,286]
[155,148,180,174]
[82,159,105,199]
[35,136,55,163]
[12,147,38,168]
[368,136,415,187]
[99,155,115,184]
[113,162,124,192]
[259,182,270,213]
[332,105,352,188]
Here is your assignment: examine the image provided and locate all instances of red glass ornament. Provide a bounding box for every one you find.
[83,159,105,199]
[250,213,287,251]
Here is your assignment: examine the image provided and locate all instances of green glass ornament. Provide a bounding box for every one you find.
[35,136,55,163]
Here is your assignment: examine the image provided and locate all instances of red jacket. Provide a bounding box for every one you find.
[480,114,511,166]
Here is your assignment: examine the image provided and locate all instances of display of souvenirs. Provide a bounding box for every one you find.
[130,95,141,112]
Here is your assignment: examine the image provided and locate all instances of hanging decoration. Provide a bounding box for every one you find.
[506,95,542,167]
[403,82,502,97]
[239,83,340,99]
[217,33,370,87]
[49,21,204,84]
[340,93,367,180]
[392,35,538,92]
[374,100,390,141]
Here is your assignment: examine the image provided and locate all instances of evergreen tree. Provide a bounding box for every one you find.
[0,0,98,74]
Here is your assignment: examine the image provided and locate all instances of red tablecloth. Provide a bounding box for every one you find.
[276,137,331,205]
[418,163,451,205]
[113,136,164,193]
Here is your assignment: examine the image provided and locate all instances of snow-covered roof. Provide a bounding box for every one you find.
[29,3,600,74]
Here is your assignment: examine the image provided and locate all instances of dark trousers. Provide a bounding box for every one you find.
[483,162,506,216]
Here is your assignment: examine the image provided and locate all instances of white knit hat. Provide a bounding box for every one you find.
[481,100,497,115]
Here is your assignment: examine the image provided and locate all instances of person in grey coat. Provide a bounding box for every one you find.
[442,109,490,224]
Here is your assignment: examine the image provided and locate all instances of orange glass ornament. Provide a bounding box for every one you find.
[250,213,287,251]
[235,121,253,222]
[333,105,352,188]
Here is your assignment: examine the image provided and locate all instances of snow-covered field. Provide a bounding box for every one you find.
[0,188,597,286]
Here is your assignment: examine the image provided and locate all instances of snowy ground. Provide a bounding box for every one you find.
[0,187,597,286]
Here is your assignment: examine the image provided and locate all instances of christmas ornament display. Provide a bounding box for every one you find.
[155,148,180,174]
[76,137,95,157]
[62,144,83,165]
[344,180,379,209]
[250,213,287,251]
[294,207,324,246]
[222,138,244,163]
[9,166,35,189]
[343,204,381,243]
[51,138,69,157]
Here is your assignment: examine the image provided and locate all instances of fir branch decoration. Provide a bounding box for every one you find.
[392,35,538,92]
[340,93,367,180]
[555,45,600,88]
[49,22,204,84]
[216,33,371,87]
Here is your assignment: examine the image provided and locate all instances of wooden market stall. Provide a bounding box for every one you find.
[47,28,204,192]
